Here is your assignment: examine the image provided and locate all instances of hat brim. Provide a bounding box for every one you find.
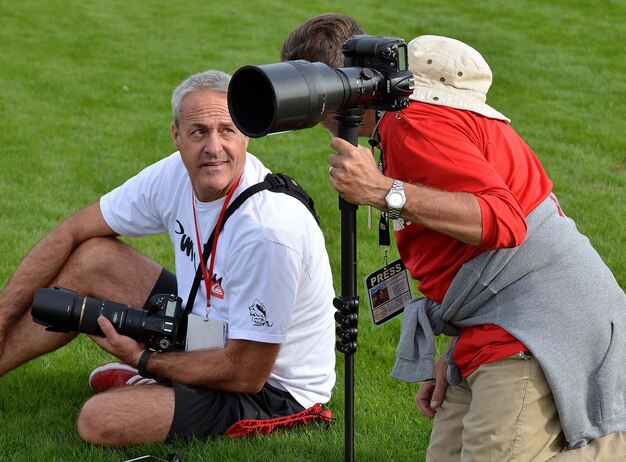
[409,85,510,122]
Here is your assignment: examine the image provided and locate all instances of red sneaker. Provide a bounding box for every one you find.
[89,362,157,392]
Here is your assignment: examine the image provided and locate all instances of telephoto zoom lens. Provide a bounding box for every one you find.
[228,61,387,138]
[31,287,146,339]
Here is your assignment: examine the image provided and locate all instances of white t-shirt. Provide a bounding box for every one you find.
[100,152,336,407]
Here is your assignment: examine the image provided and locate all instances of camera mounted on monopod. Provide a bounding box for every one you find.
[31,287,186,352]
[227,35,415,138]
[227,36,413,462]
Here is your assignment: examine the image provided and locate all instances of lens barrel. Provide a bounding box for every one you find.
[228,61,344,137]
[229,60,393,138]
[228,36,414,138]
[78,296,146,338]
[31,287,146,338]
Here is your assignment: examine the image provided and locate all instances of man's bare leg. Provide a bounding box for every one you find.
[0,237,163,376]
[77,383,175,446]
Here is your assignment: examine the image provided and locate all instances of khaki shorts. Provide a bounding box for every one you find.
[426,354,626,462]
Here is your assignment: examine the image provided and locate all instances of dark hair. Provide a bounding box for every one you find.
[280,13,366,68]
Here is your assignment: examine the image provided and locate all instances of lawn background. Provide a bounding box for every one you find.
[0,0,624,461]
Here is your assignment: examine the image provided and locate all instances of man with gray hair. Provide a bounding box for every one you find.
[0,70,336,445]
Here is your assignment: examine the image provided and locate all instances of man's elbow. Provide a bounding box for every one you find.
[476,195,528,249]
[480,222,527,250]
[221,340,279,394]
[231,375,268,394]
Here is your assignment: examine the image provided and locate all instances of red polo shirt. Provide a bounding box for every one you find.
[380,102,553,377]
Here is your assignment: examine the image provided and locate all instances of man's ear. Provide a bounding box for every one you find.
[171,122,181,150]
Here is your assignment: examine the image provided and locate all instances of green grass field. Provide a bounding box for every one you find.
[0,0,624,461]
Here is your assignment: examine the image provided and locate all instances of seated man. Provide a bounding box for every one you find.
[0,70,336,446]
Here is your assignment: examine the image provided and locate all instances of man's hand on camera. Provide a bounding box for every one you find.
[89,316,145,368]
[328,137,392,208]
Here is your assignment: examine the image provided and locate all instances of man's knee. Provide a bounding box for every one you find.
[77,386,174,447]
[77,393,120,446]
[56,236,150,296]
[65,236,121,277]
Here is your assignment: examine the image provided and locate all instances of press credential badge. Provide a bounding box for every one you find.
[185,315,227,351]
[364,258,413,325]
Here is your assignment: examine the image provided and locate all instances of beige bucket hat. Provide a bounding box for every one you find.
[407,35,510,122]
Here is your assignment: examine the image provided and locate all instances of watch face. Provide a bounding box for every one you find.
[388,192,403,208]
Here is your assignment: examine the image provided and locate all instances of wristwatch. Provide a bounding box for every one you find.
[385,179,406,220]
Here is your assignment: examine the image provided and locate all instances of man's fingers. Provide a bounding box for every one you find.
[431,381,447,410]
[415,380,437,418]
[330,136,358,154]
[97,316,116,337]
[329,136,346,151]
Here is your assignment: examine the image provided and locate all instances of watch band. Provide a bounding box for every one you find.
[138,349,155,379]
[386,179,405,220]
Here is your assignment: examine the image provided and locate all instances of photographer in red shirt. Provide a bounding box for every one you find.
[281,14,626,461]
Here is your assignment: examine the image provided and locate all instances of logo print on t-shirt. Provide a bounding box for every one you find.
[174,219,197,266]
[210,274,225,299]
[248,299,273,327]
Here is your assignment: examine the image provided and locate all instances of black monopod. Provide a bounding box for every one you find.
[227,35,413,462]
[331,106,362,462]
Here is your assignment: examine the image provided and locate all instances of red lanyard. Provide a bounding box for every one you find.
[191,175,242,313]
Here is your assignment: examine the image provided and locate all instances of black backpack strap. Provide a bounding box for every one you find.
[261,173,320,225]
[185,173,319,312]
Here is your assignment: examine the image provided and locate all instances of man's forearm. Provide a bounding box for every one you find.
[0,224,78,326]
[140,340,280,394]
[327,138,483,246]
[369,177,483,246]
[0,203,114,327]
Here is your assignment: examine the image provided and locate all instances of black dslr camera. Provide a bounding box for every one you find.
[227,35,414,138]
[31,287,186,352]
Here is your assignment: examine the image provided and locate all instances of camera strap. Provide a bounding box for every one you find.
[185,173,320,314]
[369,113,391,249]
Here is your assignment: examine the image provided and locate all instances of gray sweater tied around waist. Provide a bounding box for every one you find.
[391,195,626,448]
